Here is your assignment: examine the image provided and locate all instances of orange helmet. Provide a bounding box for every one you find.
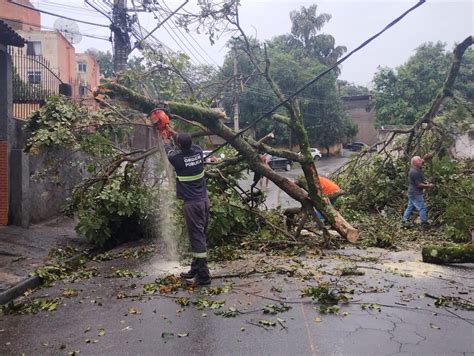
[149,109,170,131]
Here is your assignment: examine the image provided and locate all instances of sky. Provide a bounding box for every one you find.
[31,0,473,86]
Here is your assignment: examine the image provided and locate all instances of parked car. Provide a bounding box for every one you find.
[298,148,322,160]
[267,155,292,171]
[202,150,217,163]
[310,148,322,160]
[347,142,377,152]
[347,142,368,151]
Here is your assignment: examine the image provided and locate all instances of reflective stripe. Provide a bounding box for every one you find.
[191,252,207,258]
[177,170,204,182]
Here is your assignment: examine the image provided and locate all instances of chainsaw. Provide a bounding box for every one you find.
[148,106,175,140]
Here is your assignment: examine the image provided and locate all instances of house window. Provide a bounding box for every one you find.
[26,41,42,56]
[27,70,41,84]
[79,84,88,97]
[78,62,87,73]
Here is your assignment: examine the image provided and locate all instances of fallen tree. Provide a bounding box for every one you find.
[422,244,474,264]
[95,81,358,243]
[333,36,473,242]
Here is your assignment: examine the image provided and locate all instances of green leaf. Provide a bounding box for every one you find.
[161,331,174,340]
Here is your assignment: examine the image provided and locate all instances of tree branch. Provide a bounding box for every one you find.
[406,36,473,154]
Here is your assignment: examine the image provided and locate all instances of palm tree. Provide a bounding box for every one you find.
[289,5,347,67]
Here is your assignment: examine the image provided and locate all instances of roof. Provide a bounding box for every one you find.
[0,19,26,47]
[341,94,372,101]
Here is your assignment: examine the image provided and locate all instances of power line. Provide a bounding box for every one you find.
[10,0,110,27]
[204,0,427,159]
[150,7,205,66]
[132,0,189,50]
[39,1,105,18]
[84,0,113,22]
[131,0,145,38]
[0,17,111,41]
[161,0,223,69]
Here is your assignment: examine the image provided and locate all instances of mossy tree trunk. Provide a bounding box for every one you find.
[422,244,474,264]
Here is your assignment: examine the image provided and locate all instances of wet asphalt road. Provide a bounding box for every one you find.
[1,154,473,355]
[0,242,473,356]
[240,155,349,209]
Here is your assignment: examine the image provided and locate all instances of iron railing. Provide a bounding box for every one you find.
[8,47,99,119]
[8,47,62,119]
[8,47,63,101]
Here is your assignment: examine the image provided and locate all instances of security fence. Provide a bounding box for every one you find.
[8,47,72,119]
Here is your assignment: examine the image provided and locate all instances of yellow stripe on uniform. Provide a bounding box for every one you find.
[177,170,204,182]
[191,252,207,258]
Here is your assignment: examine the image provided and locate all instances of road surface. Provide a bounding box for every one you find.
[240,154,348,209]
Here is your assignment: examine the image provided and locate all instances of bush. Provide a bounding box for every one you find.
[206,177,258,247]
[64,164,154,247]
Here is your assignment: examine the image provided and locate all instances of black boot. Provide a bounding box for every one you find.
[180,258,198,279]
[186,258,211,286]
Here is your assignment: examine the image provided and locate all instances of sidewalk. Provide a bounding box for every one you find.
[0,216,86,293]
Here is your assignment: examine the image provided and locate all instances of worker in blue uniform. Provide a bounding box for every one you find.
[163,131,211,285]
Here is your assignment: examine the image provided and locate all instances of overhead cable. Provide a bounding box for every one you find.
[161,0,223,70]
[130,0,189,51]
[150,7,204,66]
[10,0,109,27]
[0,17,111,41]
[204,0,427,159]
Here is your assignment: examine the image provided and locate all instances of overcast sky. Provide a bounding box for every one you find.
[33,0,473,86]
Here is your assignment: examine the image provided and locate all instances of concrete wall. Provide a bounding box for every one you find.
[342,95,378,145]
[0,0,40,31]
[453,130,474,159]
[56,33,76,88]
[8,118,157,226]
[0,46,12,225]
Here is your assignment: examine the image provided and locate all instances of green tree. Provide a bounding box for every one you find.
[219,36,354,150]
[372,42,473,127]
[289,5,347,67]
[86,49,114,78]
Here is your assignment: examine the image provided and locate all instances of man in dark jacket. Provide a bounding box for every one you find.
[163,132,211,285]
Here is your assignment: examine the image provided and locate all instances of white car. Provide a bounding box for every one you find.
[310,148,322,160]
[202,150,225,163]
[202,150,217,163]
[299,148,322,160]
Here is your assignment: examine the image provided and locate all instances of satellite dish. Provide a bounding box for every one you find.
[53,18,82,45]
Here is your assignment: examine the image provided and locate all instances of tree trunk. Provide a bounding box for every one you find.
[422,244,474,264]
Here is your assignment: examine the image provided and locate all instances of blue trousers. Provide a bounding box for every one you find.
[403,194,427,223]
[314,197,338,221]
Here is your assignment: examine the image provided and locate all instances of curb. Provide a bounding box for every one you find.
[0,250,91,306]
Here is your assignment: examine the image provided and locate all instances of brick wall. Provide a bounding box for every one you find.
[0,140,7,225]
[0,0,41,31]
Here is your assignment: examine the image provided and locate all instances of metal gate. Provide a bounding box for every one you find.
[8,47,65,119]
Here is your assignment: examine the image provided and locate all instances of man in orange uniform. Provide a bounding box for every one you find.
[314,176,343,221]
[318,176,341,198]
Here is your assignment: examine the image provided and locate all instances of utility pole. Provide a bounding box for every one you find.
[112,0,131,73]
[232,48,240,132]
